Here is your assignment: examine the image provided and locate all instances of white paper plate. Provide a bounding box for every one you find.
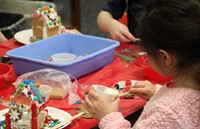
[14,29,32,45]
[0,106,72,128]
[0,108,8,122]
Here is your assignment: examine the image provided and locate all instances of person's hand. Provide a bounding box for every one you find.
[129,80,155,101]
[109,19,135,43]
[82,90,120,121]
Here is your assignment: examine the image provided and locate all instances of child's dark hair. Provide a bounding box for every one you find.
[138,0,200,85]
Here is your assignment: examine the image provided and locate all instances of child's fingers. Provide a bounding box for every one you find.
[88,90,101,101]
[134,80,152,88]
[123,31,135,41]
[129,87,146,94]
[83,95,93,109]
[118,34,130,42]
[128,88,149,100]
[113,96,120,104]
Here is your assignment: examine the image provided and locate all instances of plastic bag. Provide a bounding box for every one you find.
[115,45,146,67]
[13,68,72,99]
[68,75,91,105]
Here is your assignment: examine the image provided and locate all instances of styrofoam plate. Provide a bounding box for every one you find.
[14,29,32,45]
[0,106,72,128]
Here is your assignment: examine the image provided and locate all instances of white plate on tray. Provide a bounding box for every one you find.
[0,106,72,129]
[14,29,32,45]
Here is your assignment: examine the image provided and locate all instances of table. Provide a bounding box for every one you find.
[0,39,148,129]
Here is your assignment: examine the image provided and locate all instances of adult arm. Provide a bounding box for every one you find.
[97,0,135,42]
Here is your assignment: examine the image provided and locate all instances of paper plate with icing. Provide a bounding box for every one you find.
[0,106,72,129]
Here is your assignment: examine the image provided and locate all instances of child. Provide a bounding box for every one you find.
[82,0,200,128]
[97,0,144,43]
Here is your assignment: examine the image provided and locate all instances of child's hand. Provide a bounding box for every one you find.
[82,90,120,121]
[129,80,155,101]
[109,19,135,43]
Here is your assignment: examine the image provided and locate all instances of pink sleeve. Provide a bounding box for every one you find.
[132,106,181,129]
[99,112,132,129]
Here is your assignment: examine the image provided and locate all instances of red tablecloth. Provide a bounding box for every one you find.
[0,39,147,129]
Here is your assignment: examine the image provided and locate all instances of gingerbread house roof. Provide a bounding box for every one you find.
[10,80,46,107]
[32,5,61,28]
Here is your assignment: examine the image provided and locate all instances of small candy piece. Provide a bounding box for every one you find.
[57,19,61,24]
[49,21,53,26]
[30,37,34,42]
[36,82,40,88]
[74,100,81,104]
[27,91,32,95]
[25,85,28,88]
[20,83,25,88]
[43,6,48,11]
[53,21,57,26]
[33,96,38,101]
[43,11,47,15]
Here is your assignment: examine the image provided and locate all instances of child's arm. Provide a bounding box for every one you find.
[97,11,114,33]
[97,11,135,43]
[82,90,132,129]
[99,112,132,129]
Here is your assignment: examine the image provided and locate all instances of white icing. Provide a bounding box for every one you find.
[43,24,48,39]
[10,110,20,121]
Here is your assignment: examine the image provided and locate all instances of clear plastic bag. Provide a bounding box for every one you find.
[68,75,91,105]
[115,45,146,67]
[13,68,71,99]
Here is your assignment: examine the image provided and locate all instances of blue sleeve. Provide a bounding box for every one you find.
[102,0,127,20]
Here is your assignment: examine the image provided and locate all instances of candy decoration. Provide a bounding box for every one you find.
[20,82,25,87]
[33,96,38,101]
[49,21,53,26]
[43,11,47,15]
[53,21,57,26]
[36,82,40,87]
[27,90,32,95]
[57,19,61,24]
[39,8,42,13]
[31,102,38,129]
[5,113,11,129]
[43,6,48,11]
[10,110,20,121]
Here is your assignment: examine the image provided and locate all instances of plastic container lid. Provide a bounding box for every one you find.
[39,84,52,101]
[51,53,77,63]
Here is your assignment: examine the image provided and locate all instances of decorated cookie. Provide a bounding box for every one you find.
[76,104,93,119]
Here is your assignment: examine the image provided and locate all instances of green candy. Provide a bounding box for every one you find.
[39,8,42,13]
[57,19,61,24]
[49,21,53,26]
[20,83,25,87]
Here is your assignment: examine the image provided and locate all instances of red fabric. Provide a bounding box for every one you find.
[0,39,149,129]
[118,13,128,25]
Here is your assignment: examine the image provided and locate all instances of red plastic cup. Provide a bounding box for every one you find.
[0,63,14,89]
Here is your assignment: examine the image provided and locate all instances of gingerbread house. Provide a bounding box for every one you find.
[31,5,65,41]
[5,80,47,129]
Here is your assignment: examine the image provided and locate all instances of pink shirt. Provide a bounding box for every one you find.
[99,86,200,129]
